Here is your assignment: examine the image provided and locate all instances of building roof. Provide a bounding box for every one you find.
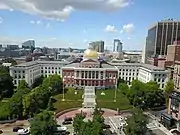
[110,62,141,66]
[141,64,165,71]
[11,60,68,67]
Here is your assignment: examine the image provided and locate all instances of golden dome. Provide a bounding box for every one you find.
[83,48,98,59]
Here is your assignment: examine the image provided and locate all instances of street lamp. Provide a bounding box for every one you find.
[114,78,117,102]
[62,78,65,101]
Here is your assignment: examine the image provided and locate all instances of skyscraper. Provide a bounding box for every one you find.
[145,19,180,63]
[22,40,35,49]
[89,41,104,52]
[113,39,122,52]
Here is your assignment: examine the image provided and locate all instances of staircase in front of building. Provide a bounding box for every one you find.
[82,86,96,109]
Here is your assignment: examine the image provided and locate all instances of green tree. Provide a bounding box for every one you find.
[8,80,30,119]
[73,113,86,134]
[32,75,45,88]
[23,86,50,117]
[47,98,54,111]
[42,75,62,95]
[125,108,148,135]
[164,79,174,105]
[164,79,174,94]
[118,83,129,95]
[30,111,57,135]
[0,66,14,99]
[127,80,165,109]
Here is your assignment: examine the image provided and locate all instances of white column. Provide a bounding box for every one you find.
[99,71,101,79]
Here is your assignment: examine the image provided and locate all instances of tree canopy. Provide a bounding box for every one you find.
[125,108,148,135]
[127,80,165,109]
[73,108,104,135]
[42,75,62,95]
[164,79,174,94]
[30,111,57,135]
[32,75,45,88]
[0,66,14,99]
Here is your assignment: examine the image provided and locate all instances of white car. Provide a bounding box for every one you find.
[17,128,29,135]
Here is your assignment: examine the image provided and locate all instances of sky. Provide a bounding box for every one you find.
[0,0,180,50]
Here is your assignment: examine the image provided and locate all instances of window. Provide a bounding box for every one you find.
[49,71,51,73]
[52,67,54,69]
[14,80,17,84]
[49,67,50,69]
[15,75,17,78]
[14,71,16,73]
[162,84,164,88]
[52,71,54,74]
[162,79,165,82]
[41,70,43,73]
[19,75,21,78]
[22,70,25,73]
[45,71,47,73]
[23,75,25,78]
[45,67,47,69]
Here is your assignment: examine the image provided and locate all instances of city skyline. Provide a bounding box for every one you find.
[0,0,180,49]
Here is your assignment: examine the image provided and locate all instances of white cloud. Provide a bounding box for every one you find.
[104,25,117,33]
[83,29,87,33]
[50,37,57,40]
[0,0,131,21]
[127,37,131,40]
[121,23,134,33]
[9,8,14,12]
[30,20,35,24]
[36,20,42,25]
[0,16,3,23]
[46,23,50,28]
[84,39,88,44]
[30,20,42,25]
[120,30,123,33]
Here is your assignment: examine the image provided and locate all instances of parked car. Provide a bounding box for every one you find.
[62,121,72,125]
[0,130,3,134]
[103,124,111,129]
[17,128,29,135]
[13,127,24,132]
[64,117,73,122]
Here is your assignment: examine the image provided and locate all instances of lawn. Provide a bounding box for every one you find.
[96,89,132,110]
[53,88,132,112]
[53,88,83,112]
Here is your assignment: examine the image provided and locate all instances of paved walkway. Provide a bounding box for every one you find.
[145,112,173,135]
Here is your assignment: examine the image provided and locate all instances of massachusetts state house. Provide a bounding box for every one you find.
[62,47,119,89]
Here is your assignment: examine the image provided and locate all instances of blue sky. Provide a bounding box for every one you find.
[0,0,179,50]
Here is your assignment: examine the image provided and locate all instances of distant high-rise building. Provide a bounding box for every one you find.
[113,39,122,52]
[89,41,104,52]
[6,45,19,50]
[22,40,35,49]
[145,19,180,63]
